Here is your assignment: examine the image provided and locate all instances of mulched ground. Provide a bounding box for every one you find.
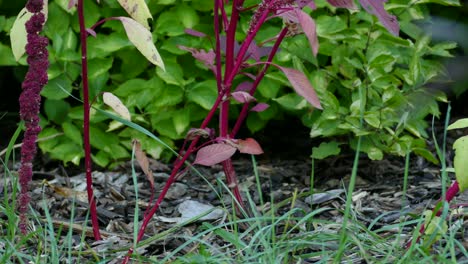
[1,118,467,263]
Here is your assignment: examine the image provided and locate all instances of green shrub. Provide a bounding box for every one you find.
[0,0,460,167]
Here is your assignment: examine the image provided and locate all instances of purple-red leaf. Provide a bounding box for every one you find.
[231,91,256,103]
[294,9,319,56]
[86,28,97,37]
[251,103,270,112]
[359,0,399,36]
[295,0,316,9]
[235,81,253,92]
[278,66,322,109]
[185,28,206,38]
[327,0,357,9]
[193,144,237,166]
[236,138,264,155]
[178,45,215,71]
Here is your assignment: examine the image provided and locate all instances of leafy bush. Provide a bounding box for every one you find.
[0,0,460,167]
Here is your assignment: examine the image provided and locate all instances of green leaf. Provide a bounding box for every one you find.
[274,93,307,111]
[87,33,132,58]
[89,125,121,153]
[187,80,218,110]
[62,121,83,146]
[41,75,73,100]
[93,151,110,168]
[453,136,468,192]
[316,15,347,37]
[117,16,165,70]
[44,99,71,124]
[311,141,341,159]
[44,2,68,38]
[447,118,468,130]
[156,59,185,86]
[152,85,184,107]
[415,0,460,6]
[88,58,113,79]
[175,4,199,28]
[247,113,267,133]
[258,76,281,99]
[173,108,190,135]
[364,111,381,128]
[49,141,82,165]
[0,44,17,66]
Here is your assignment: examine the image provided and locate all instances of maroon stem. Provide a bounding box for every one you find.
[123,94,225,263]
[77,0,101,241]
[231,27,288,137]
[406,181,460,248]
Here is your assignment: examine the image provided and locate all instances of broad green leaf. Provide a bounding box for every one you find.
[173,108,190,135]
[117,0,153,29]
[49,141,82,165]
[187,80,218,110]
[44,99,71,124]
[62,121,83,146]
[117,16,164,70]
[10,1,48,61]
[88,57,113,79]
[453,136,468,191]
[156,59,184,86]
[447,118,468,130]
[113,78,148,96]
[93,151,110,168]
[175,4,199,28]
[258,75,281,98]
[274,93,308,111]
[0,44,17,66]
[89,125,121,153]
[311,141,341,159]
[44,2,69,38]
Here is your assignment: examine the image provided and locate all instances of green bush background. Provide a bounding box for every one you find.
[0,0,465,167]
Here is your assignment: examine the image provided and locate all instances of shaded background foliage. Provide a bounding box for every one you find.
[0,0,467,168]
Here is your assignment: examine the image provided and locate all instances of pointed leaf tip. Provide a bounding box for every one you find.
[237,138,264,155]
[359,0,399,36]
[117,17,165,70]
[294,9,319,56]
[103,92,131,121]
[231,91,256,103]
[193,144,237,166]
[251,103,269,112]
[278,66,322,109]
[117,0,153,30]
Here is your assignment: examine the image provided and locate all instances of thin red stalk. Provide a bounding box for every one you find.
[123,94,225,263]
[231,27,288,137]
[77,0,101,241]
[406,181,460,248]
[224,0,243,78]
[214,0,223,92]
[224,8,270,87]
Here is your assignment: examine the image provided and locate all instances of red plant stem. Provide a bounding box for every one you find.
[231,27,288,137]
[77,0,101,241]
[224,0,243,78]
[123,94,225,263]
[224,7,270,88]
[214,0,223,92]
[406,181,460,248]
